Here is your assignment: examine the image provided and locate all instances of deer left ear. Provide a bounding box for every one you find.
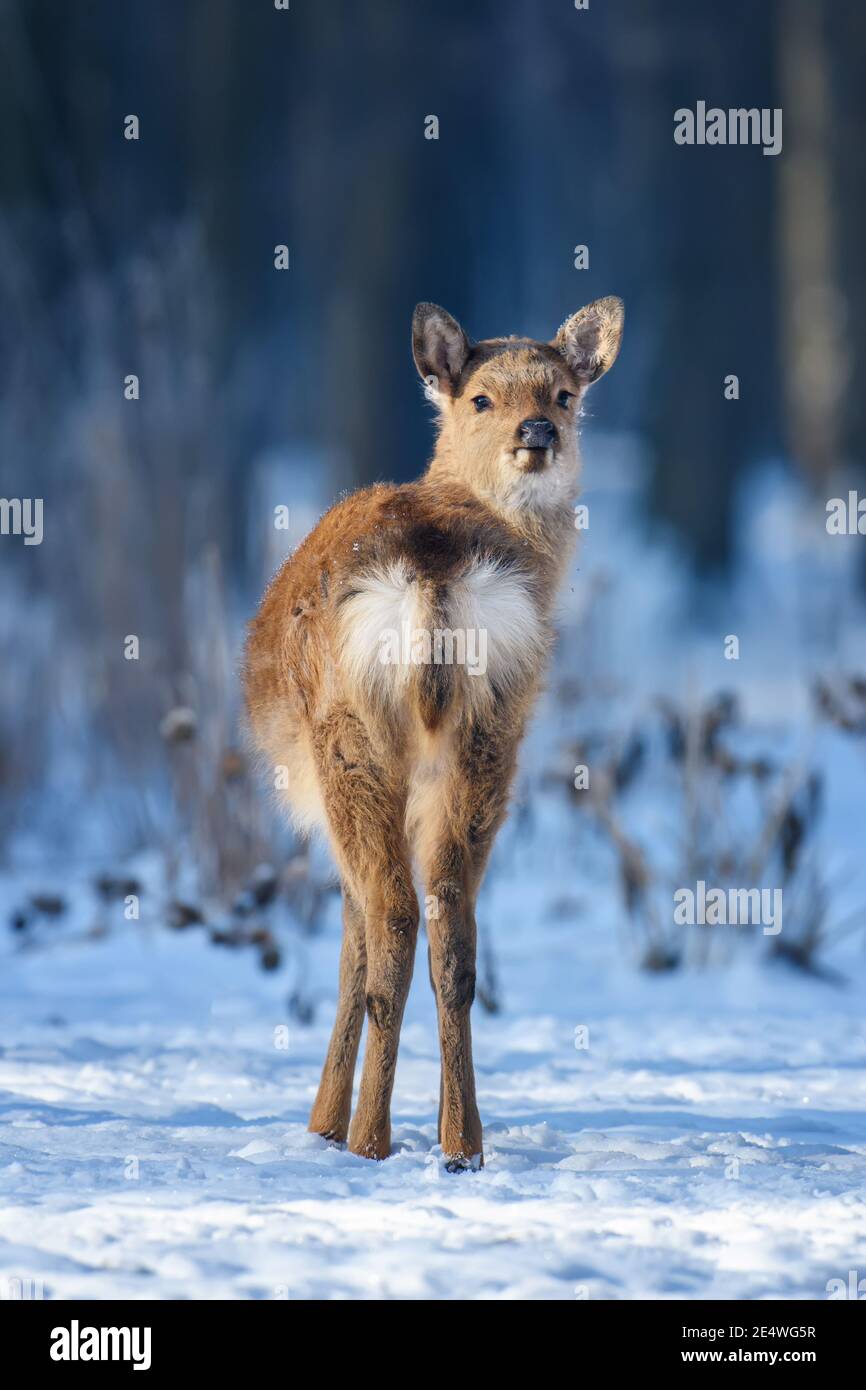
[553,296,624,385]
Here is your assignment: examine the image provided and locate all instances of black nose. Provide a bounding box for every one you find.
[518,417,557,448]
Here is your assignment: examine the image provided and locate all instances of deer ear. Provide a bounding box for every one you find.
[412,303,471,394]
[552,296,624,385]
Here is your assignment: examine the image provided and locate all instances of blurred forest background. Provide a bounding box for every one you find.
[1,0,866,981]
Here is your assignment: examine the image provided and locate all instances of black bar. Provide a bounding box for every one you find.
[6,1297,860,1375]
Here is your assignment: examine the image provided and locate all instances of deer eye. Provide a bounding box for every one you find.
[472,395,493,412]
[557,390,575,409]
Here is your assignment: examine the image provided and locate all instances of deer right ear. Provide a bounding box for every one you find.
[412,303,471,395]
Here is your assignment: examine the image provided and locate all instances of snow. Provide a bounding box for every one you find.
[2,884,865,1301]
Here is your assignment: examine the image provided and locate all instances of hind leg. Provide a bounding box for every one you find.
[420,716,520,1169]
[424,847,483,1168]
[349,852,419,1159]
[309,887,366,1143]
[312,706,419,1160]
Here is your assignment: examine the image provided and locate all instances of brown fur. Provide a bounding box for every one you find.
[243,297,623,1165]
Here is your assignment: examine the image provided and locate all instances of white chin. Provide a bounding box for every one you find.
[514,447,554,469]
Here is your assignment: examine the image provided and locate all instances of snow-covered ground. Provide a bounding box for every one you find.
[2,456,865,1300]
[2,865,865,1301]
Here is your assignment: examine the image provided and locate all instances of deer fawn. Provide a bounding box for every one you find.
[244,297,624,1168]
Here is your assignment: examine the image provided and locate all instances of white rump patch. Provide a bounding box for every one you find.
[449,557,546,704]
[337,561,420,705]
[335,555,545,716]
